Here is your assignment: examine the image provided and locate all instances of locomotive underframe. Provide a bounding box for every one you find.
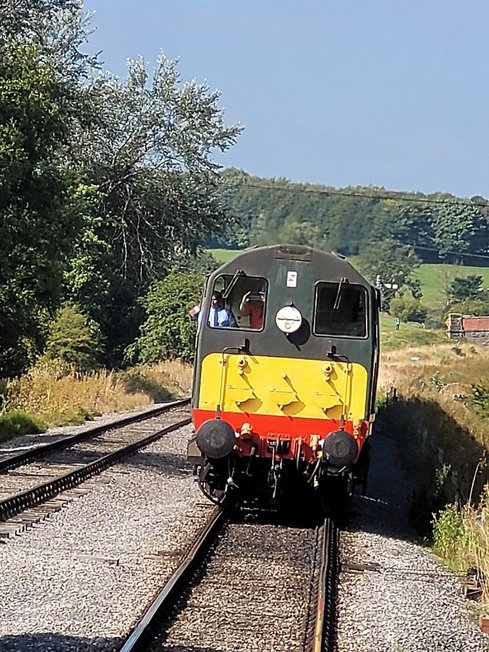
[188,422,371,505]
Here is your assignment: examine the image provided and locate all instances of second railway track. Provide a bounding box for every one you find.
[0,399,190,537]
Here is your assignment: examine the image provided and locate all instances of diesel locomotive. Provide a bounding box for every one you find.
[187,244,380,505]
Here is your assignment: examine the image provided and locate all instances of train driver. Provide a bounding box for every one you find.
[239,290,265,329]
[206,291,237,328]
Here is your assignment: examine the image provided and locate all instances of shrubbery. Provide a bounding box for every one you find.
[0,410,44,442]
[390,296,428,323]
[39,303,104,373]
[127,271,203,363]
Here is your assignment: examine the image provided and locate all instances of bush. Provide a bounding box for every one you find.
[390,296,428,323]
[40,303,104,373]
[128,271,204,363]
[432,503,467,560]
[0,410,45,442]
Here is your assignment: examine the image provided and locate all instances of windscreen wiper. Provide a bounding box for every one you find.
[222,269,245,300]
[333,277,348,310]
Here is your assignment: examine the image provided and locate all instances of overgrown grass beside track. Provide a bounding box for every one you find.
[378,343,489,608]
[0,360,192,441]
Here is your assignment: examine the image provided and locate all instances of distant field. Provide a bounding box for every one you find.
[209,249,489,310]
[380,313,447,350]
[414,264,489,308]
[208,248,241,263]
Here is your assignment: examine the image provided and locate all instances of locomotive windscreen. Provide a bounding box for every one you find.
[314,282,367,337]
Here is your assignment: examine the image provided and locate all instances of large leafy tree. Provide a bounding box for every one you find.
[370,201,435,249]
[0,0,94,375]
[431,201,489,257]
[357,239,422,309]
[66,56,242,363]
[128,271,204,363]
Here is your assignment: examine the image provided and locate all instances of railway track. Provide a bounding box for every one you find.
[0,399,190,538]
[120,509,339,652]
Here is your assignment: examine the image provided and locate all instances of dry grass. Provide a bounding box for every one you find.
[380,342,489,392]
[380,342,489,450]
[380,341,489,607]
[2,360,193,428]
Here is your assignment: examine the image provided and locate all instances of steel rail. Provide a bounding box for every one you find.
[0,398,190,473]
[0,416,191,522]
[309,517,338,652]
[119,506,225,652]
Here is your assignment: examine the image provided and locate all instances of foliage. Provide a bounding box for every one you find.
[218,171,489,262]
[447,298,489,317]
[389,296,428,323]
[471,384,489,417]
[127,271,204,363]
[449,275,487,303]
[431,202,489,257]
[0,410,44,442]
[432,492,489,595]
[0,0,97,75]
[0,1,241,373]
[0,1,95,376]
[432,503,467,559]
[66,55,242,364]
[370,201,435,249]
[356,239,422,308]
[180,249,220,275]
[40,304,104,373]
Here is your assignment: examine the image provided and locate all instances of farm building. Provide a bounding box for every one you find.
[446,313,489,345]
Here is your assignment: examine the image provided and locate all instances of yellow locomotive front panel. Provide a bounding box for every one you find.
[193,352,372,462]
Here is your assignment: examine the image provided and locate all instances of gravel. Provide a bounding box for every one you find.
[0,401,488,652]
[0,415,213,652]
[157,520,317,652]
[336,423,489,652]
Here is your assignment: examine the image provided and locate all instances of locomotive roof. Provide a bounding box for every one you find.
[213,244,372,287]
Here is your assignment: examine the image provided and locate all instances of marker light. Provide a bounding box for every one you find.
[275,305,302,333]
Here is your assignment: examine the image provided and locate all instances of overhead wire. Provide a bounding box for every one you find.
[226,178,488,207]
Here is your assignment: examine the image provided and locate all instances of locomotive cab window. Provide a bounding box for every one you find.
[207,275,268,331]
[314,281,367,337]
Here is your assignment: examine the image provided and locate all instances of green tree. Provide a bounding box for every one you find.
[431,202,489,257]
[448,275,487,303]
[41,303,104,372]
[356,239,422,310]
[370,201,434,249]
[67,55,242,364]
[0,39,90,375]
[128,271,204,363]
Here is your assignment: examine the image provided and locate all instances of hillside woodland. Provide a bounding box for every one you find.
[3,1,489,381]
[216,168,489,263]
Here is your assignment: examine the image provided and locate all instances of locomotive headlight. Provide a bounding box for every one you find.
[275,305,302,333]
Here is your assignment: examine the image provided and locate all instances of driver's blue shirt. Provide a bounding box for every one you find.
[208,306,237,327]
